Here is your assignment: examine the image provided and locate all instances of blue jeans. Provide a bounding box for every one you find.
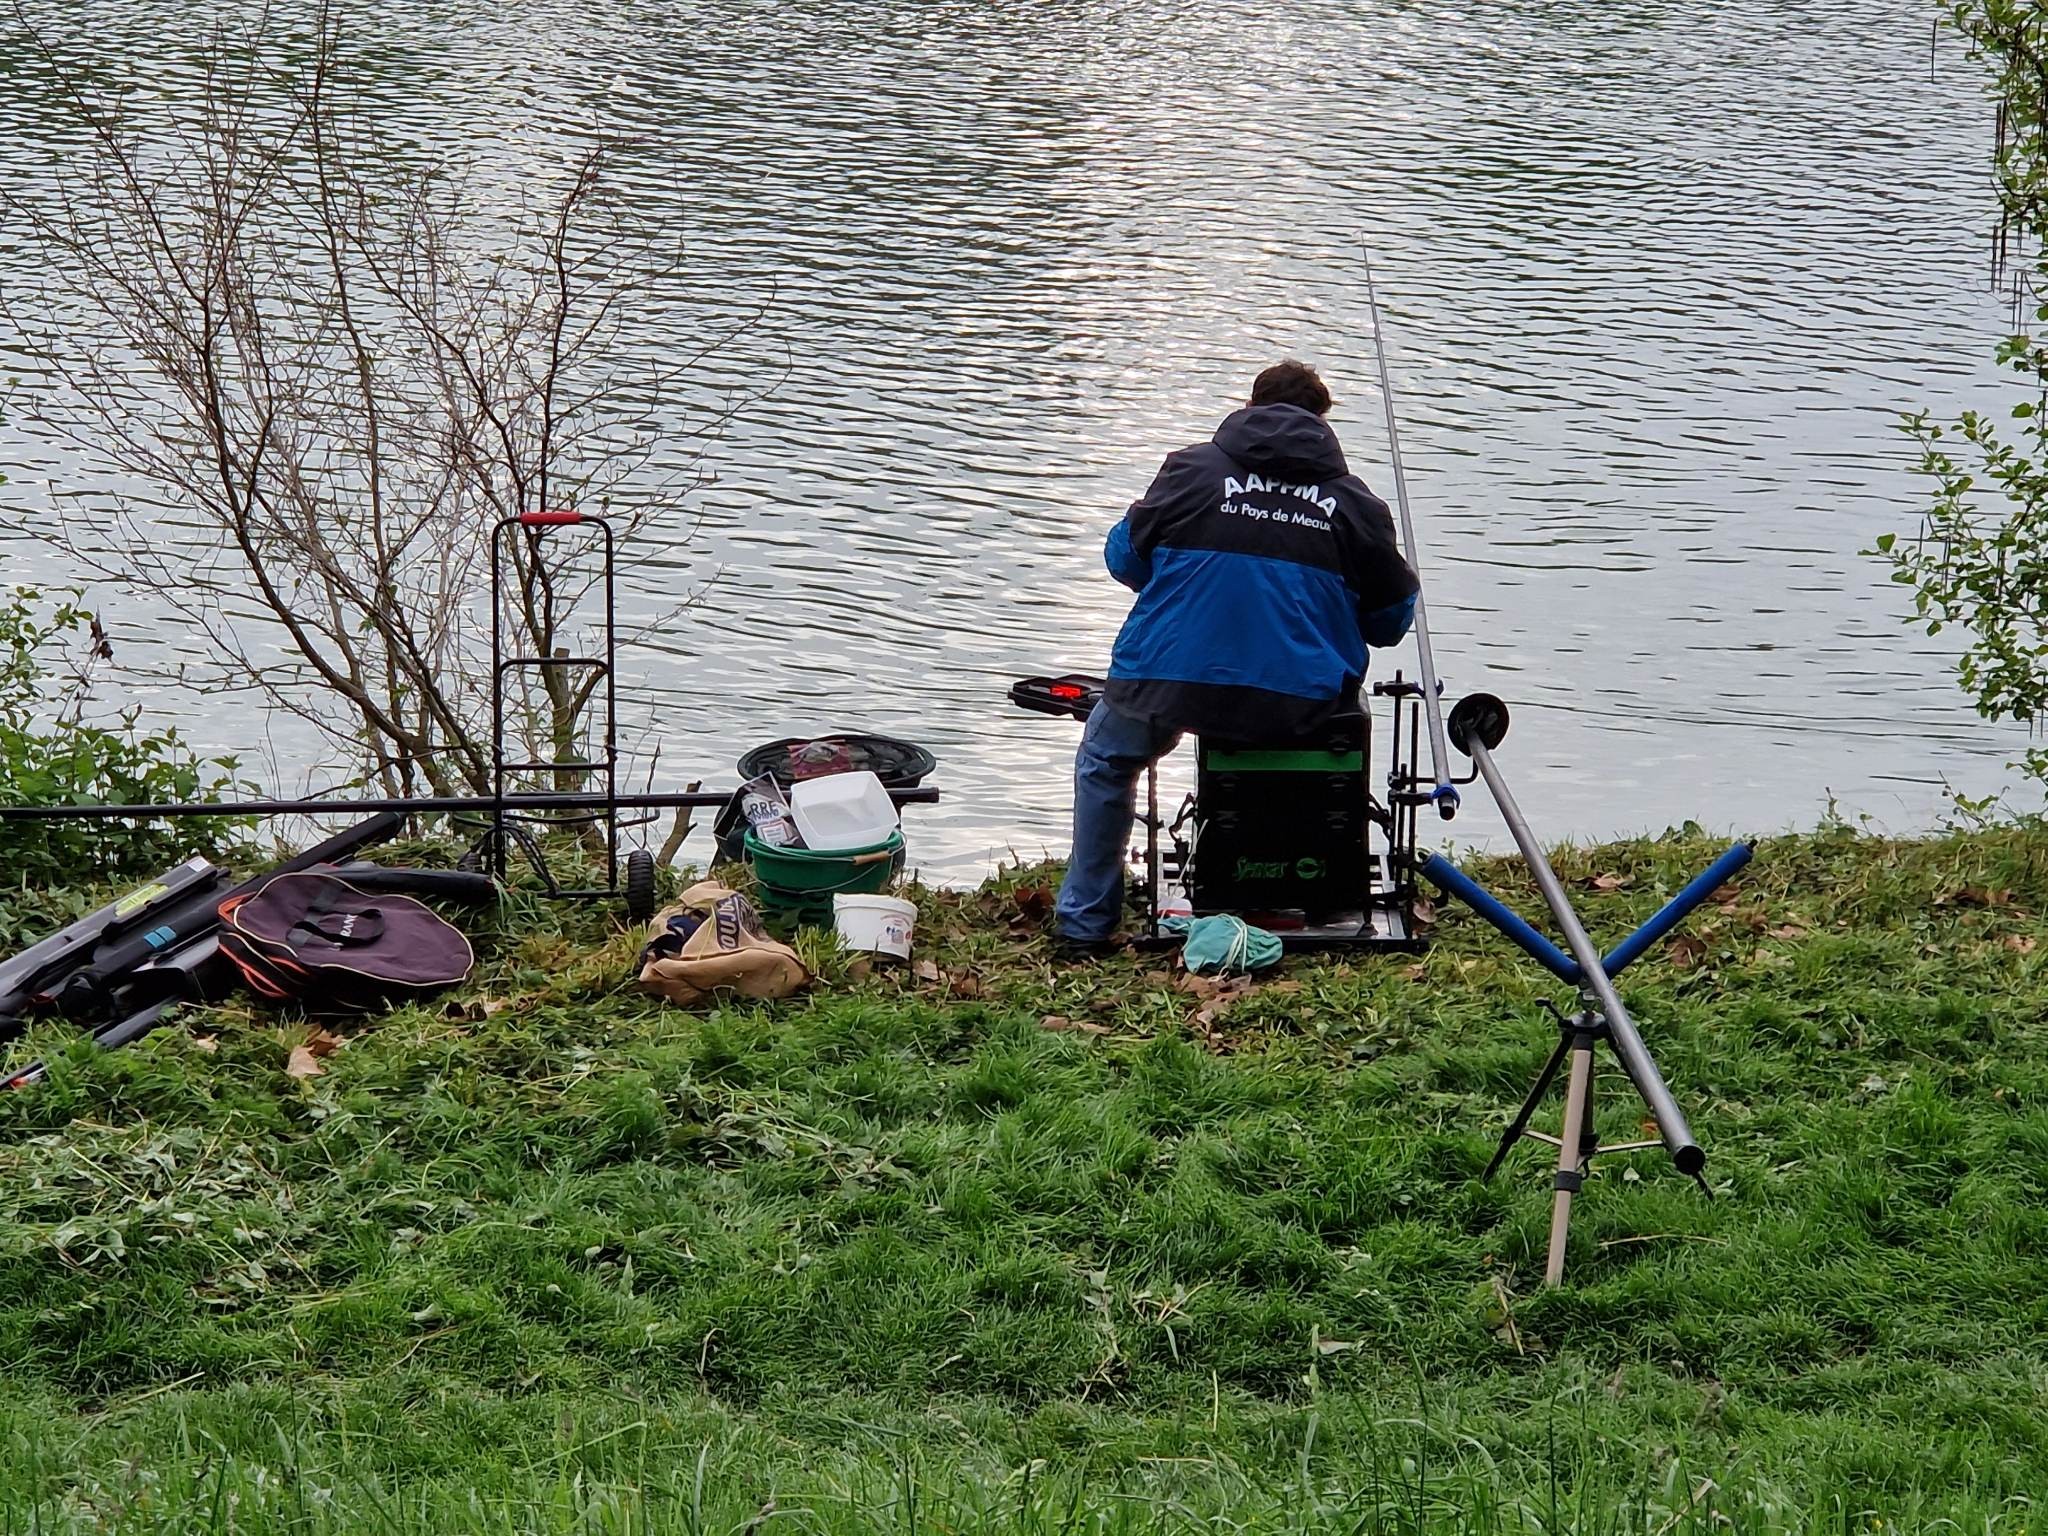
[1056,700,1182,942]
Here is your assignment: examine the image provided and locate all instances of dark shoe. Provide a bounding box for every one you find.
[1052,934,1121,962]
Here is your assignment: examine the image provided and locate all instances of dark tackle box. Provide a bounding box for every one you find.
[1189,719,1372,920]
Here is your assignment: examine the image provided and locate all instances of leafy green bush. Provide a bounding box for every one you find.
[1886,2,2048,784]
[0,587,251,889]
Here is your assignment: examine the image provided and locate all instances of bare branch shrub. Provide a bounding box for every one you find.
[3,5,743,797]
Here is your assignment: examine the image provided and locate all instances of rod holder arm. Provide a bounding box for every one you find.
[1421,839,1756,987]
[1413,853,1577,982]
[1599,842,1755,977]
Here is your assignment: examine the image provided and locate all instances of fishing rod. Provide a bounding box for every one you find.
[1362,247,1458,819]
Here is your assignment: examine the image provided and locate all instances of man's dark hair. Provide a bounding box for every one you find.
[1249,360,1332,416]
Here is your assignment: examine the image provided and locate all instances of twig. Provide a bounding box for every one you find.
[1597,1234,1729,1250]
[656,781,703,868]
[84,1371,205,1424]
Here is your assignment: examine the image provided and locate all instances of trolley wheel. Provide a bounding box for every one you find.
[624,849,658,924]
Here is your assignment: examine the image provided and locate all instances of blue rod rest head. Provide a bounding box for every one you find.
[1432,783,1460,819]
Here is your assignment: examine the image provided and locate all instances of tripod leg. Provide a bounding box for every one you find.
[1543,1033,1598,1287]
[1483,1031,1572,1180]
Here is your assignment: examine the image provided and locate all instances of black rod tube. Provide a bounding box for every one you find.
[1465,739,1704,1177]
[0,787,940,822]
[0,856,223,1003]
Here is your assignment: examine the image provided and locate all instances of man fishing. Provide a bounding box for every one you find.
[1055,360,1421,952]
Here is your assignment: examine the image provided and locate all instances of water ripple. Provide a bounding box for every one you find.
[0,0,2032,876]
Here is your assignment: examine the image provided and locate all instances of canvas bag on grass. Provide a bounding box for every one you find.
[636,881,808,1007]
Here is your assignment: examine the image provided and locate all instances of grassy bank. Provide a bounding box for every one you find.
[0,821,2042,1532]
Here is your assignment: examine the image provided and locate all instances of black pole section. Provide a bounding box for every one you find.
[43,813,405,1022]
[0,787,940,822]
[4,999,182,1091]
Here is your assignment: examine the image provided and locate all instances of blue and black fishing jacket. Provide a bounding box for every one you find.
[1104,403,1420,741]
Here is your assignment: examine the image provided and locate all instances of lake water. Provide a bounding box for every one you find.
[0,0,2031,879]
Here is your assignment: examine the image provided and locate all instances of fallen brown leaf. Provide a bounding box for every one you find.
[1667,934,1708,970]
[914,959,941,983]
[1592,873,1628,892]
[1040,1013,1111,1036]
[1182,971,1257,997]
[190,1035,219,1054]
[286,1029,342,1080]
[2005,934,2039,955]
[1942,886,2013,908]
[1013,885,1054,922]
[1767,924,1808,941]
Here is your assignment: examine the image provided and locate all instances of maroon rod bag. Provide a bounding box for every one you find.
[218,867,474,1011]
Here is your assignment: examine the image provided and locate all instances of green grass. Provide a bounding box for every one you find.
[0,820,2043,1531]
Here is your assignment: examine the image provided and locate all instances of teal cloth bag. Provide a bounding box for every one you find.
[1160,914,1283,975]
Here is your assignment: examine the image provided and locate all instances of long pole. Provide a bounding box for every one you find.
[0,787,940,822]
[1463,738,1704,1178]
[1362,248,1458,819]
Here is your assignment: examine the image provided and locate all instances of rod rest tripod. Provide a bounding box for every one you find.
[1402,691,1756,1284]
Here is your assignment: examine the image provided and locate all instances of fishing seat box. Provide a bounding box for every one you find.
[1187,712,1370,920]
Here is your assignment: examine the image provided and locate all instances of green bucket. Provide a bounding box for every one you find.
[745,828,905,925]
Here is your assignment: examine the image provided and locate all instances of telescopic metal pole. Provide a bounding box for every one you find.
[1461,737,1704,1179]
[1362,247,1458,819]
[0,787,940,821]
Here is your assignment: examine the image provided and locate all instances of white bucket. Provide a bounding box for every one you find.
[834,893,917,961]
